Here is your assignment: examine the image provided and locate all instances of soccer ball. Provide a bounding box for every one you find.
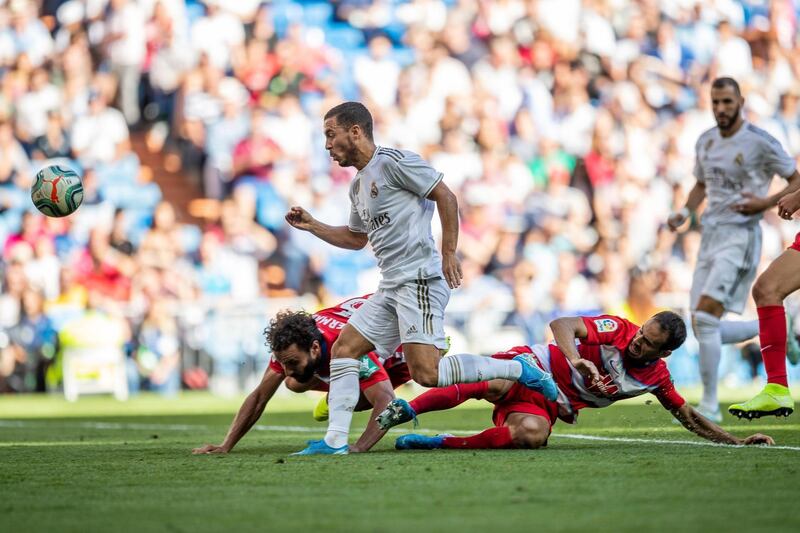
[31,165,84,217]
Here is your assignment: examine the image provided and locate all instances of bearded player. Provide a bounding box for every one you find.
[192,295,411,454]
[378,312,774,450]
[285,102,556,455]
[667,77,800,422]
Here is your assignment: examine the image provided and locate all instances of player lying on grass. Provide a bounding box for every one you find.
[377,312,774,450]
[193,295,411,454]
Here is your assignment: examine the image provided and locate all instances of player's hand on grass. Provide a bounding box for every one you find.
[667,208,689,231]
[442,251,462,289]
[733,192,770,215]
[777,190,800,220]
[740,433,775,446]
[192,444,230,454]
[285,206,315,231]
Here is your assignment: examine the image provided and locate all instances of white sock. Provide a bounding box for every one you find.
[694,311,722,412]
[437,354,522,387]
[719,319,759,344]
[324,358,360,448]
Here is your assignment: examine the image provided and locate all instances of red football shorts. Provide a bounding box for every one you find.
[491,382,559,428]
[790,232,800,252]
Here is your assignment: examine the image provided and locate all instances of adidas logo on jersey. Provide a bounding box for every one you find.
[406,324,418,335]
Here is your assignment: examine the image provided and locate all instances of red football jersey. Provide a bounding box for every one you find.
[268,295,408,391]
[492,314,685,423]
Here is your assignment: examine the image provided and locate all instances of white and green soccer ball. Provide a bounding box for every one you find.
[31,165,84,217]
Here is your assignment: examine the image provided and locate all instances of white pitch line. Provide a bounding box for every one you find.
[548,433,800,451]
[2,419,800,451]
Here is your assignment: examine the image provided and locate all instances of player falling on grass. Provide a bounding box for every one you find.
[192,295,411,454]
[728,187,800,419]
[377,312,774,450]
[285,102,556,455]
[667,77,800,423]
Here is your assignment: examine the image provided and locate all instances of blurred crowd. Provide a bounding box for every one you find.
[2,0,800,396]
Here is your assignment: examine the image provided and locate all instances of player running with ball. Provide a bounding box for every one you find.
[285,102,556,455]
[668,77,800,422]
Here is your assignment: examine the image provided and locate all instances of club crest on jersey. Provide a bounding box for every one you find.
[734,152,744,166]
[370,181,378,198]
[594,318,618,333]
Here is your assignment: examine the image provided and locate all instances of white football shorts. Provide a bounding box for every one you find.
[348,277,450,358]
[690,224,761,314]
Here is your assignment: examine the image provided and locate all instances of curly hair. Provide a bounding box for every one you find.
[264,310,323,353]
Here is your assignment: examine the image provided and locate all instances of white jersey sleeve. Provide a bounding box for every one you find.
[693,136,706,182]
[348,187,368,233]
[757,127,796,179]
[384,151,444,198]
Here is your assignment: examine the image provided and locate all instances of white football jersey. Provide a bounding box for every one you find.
[348,147,444,288]
[694,121,796,226]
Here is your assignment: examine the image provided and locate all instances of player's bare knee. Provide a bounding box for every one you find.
[509,416,549,449]
[484,379,508,402]
[330,338,360,360]
[753,276,783,305]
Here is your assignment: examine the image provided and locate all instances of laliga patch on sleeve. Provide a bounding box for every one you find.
[594,318,618,333]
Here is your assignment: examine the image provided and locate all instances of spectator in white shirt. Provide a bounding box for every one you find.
[105,0,147,125]
[71,88,130,166]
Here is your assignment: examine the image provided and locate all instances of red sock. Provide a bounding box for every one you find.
[409,381,489,415]
[757,305,788,387]
[442,426,515,449]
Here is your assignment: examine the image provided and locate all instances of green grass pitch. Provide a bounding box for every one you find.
[1,390,799,533]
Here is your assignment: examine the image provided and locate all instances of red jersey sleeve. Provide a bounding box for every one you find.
[268,357,285,375]
[580,315,639,350]
[653,375,686,410]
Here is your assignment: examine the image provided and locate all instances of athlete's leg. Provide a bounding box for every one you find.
[323,324,375,449]
[730,248,800,419]
[752,248,800,386]
[505,412,552,449]
[693,295,725,417]
[395,412,551,450]
[409,379,508,414]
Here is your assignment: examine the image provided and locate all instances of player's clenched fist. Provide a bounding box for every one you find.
[572,358,607,393]
[777,190,800,220]
[192,444,229,454]
[285,206,315,230]
[667,207,689,231]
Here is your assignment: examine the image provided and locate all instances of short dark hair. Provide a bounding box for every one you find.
[651,311,687,352]
[264,310,322,352]
[711,77,741,96]
[324,102,374,140]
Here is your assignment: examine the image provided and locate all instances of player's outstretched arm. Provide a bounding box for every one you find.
[668,181,706,231]
[671,403,774,446]
[192,368,285,454]
[427,181,462,289]
[285,206,368,250]
[349,380,395,453]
